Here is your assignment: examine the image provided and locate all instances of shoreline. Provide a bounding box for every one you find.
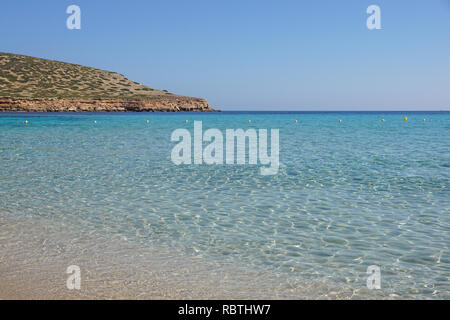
[0,96,218,113]
[0,213,381,300]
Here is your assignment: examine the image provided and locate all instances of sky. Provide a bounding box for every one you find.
[0,0,449,110]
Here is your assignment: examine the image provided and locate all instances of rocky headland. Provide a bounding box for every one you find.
[0,96,213,112]
[0,52,216,112]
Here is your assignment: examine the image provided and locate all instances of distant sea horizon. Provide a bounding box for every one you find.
[218,108,450,112]
[1,110,450,116]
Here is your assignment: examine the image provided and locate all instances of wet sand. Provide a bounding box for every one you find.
[0,214,378,300]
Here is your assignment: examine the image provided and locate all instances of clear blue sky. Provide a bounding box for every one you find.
[1,0,449,110]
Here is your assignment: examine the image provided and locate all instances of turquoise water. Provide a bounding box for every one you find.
[0,111,449,298]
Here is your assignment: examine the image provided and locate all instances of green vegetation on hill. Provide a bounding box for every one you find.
[0,52,172,99]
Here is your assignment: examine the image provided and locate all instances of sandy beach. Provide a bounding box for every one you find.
[1,213,385,300]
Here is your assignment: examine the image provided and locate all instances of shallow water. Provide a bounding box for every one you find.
[0,111,449,299]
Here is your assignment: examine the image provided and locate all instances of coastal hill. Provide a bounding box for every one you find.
[0,52,214,112]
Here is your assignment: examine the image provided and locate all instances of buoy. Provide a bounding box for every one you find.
[381,119,385,122]
[403,117,407,122]
[24,120,28,124]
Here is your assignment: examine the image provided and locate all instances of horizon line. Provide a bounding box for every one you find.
[217,108,450,112]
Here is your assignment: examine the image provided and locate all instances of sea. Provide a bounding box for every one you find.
[0,111,448,299]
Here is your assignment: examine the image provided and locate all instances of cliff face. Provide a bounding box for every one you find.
[0,96,215,112]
